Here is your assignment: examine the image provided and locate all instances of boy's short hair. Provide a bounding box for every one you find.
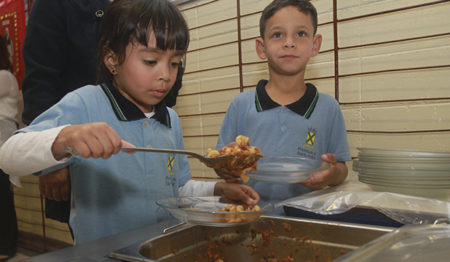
[97,0,189,83]
[259,0,318,38]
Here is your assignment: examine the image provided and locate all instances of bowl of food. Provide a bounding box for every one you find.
[156,196,270,227]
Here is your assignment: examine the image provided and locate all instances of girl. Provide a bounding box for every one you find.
[0,0,259,244]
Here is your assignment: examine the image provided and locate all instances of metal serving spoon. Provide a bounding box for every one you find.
[64,146,260,168]
[120,147,235,167]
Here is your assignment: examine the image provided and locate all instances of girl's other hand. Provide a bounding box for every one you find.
[214,182,260,206]
[214,168,242,183]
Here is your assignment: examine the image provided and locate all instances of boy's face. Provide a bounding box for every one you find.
[256,6,322,76]
[106,32,183,113]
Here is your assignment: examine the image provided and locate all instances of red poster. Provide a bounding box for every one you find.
[0,0,26,89]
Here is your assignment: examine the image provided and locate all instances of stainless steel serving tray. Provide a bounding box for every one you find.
[110,215,393,262]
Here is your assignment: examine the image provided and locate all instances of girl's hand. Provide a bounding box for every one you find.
[301,153,348,190]
[52,122,134,160]
[214,182,260,206]
[39,167,71,201]
[214,168,242,183]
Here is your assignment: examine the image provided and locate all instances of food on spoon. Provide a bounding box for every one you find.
[205,135,263,183]
[216,204,261,223]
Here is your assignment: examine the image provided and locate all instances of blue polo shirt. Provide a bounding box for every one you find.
[21,83,191,244]
[217,80,351,201]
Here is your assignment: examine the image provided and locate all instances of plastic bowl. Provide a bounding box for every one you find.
[248,155,327,183]
[156,196,270,227]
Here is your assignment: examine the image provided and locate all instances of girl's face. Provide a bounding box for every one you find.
[107,32,184,113]
[256,6,322,76]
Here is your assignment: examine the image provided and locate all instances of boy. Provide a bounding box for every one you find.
[215,0,351,201]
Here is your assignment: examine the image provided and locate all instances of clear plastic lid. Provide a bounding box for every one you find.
[335,224,450,262]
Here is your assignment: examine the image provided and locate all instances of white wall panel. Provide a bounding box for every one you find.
[348,133,450,153]
[180,112,227,137]
[189,19,238,50]
[176,88,239,115]
[181,67,240,94]
[183,0,237,28]
[343,102,450,131]
[340,67,450,103]
[186,43,239,72]
[338,3,450,47]
[339,37,450,75]
[337,0,442,19]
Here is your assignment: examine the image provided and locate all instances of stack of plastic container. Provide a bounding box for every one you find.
[353,148,450,201]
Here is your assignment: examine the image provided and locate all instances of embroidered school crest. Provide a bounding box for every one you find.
[167,155,175,175]
[166,155,176,186]
[303,127,317,149]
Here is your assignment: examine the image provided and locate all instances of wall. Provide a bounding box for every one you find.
[176,0,450,180]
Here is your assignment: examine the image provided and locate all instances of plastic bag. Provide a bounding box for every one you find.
[277,179,450,225]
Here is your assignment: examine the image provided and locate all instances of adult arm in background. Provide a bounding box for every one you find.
[22,0,106,124]
[22,0,109,203]
[22,0,72,204]
[22,0,68,124]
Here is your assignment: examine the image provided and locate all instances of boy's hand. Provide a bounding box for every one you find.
[301,153,348,190]
[52,122,134,160]
[214,182,260,206]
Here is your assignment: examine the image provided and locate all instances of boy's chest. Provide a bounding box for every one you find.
[243,108,329,157]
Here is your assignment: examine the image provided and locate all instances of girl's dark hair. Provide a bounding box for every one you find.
[0,35,12,71]
[97,0,190,83]
[259,0,318,38]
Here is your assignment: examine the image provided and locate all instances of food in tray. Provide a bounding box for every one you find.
[205,135,263,183]
[215,204,261,223]
[216,204,261,212]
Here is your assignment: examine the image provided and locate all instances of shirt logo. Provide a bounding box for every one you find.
[303,127,317,149]
[166,155,176,187]
[167,155,175,175]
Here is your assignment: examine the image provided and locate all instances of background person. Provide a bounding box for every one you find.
[0,34,19,261]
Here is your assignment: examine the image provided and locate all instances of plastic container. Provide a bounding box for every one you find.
[248,155,327,183]
[335,224,450,262]
[156,196,270,227]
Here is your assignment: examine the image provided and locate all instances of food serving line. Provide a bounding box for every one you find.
[21,144,450,261]
[19,213,395,262]
[19,211,450,262]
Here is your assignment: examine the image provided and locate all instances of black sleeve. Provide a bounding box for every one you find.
[21,0,69,124]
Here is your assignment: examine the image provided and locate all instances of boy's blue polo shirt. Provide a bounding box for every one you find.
[218,80,351,202]
[21,83,191,244]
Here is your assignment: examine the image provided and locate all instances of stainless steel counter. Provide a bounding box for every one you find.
[22,219,180,262]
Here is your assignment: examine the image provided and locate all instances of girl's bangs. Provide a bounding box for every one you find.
[135,11,189,52]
